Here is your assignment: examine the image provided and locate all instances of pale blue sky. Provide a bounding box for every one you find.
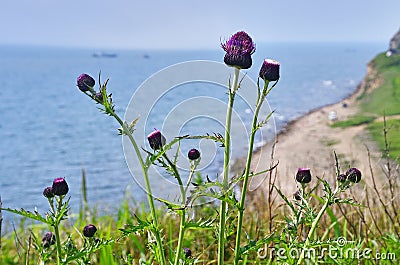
[1,0,399,49]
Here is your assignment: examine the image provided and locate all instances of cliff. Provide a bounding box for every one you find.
[388,27,400,54]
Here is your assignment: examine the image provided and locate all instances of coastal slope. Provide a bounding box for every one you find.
[248,58,386,194]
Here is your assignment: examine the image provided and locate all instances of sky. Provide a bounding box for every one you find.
[1,0,400,49]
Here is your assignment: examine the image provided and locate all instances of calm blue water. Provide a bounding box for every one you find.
[0,42,384,218]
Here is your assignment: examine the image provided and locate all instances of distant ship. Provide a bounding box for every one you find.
[92,52,117,58]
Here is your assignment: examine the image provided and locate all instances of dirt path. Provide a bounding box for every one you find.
[244,65,386,196]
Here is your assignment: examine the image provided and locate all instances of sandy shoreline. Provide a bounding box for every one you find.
[242,63,384,195]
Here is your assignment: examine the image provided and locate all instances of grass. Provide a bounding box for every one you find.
[359,53,400,116]
[331,115,376,128]
[367,119,400,160]
[331,53,400,160]
[1,171,399,264]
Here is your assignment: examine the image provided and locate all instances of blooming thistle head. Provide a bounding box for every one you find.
[183,248,192,258]
[346,167,362,183]
[147,129,166,150]
[221,31,255,69]
[77,73,95,92]
[296,168,312,184]
[188,148,200,160]
[41,232,56,248]
[83,224,97,237]
[43,186,54,198]
[52,177,69,196]
[259,59,280,81]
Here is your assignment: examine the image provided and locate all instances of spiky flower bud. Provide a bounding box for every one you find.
[52,178,69,196]
[295,168,312,184]
[43,187,54,198]
[337,173,347,183]
[259,59,280,81]
[83,224,97,237]
[188,148,200,160]
[293,190,302,201]
[77,73,95,92]
[346,167,362,183]
[94,92,103,103]
[183,247,192,258]
[147,129,166,150]
[221,31,255,69]
[42,232,56,248]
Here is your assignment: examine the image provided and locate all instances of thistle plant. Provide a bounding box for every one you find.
[233,58,280,265]
[219,30,256,265]
[76,75,167,265]
[272,155,363,264]
[1,177,111,264]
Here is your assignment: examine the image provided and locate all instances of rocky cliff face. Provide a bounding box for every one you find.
[389,27,400,51]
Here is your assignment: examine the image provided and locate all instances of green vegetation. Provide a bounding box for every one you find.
[368,119,400,159]
[332,52,400,160]
[360,53,400,116]
[331,115,375,128]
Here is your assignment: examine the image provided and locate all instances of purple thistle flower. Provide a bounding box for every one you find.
[43,186,54,198]
[83,224,97,237]
[77,73,95,92]
[147,129,166,150]
[295,168,312,184]
[259,59,280,81]
[183,247,192,258]
[188,148,200,160]
[42,232,56,248]
[52,177,69,196]
[346,167,362,183]
[221,31,255,69]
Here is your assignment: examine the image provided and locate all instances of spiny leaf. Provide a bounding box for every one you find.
[185,218,214,230]
[1,207,52,225]
[155,197,184,211]
[239,234,276,256]
[182,133,225,147]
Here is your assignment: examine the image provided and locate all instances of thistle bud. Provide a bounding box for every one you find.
[346,167,362,183]
[43,187,54,198]
[259,59,280,81]
[295,168,312,184]
[42,232,56,248]
[221,31,255,69]
[337,173,347,183]
[188,148,200,160]
[293,190,302,201]
[77,73,95,92]
[83,224,97,237]
[52,178,69,196]
[183,247,192,258]
[147,129,166,150]
[94,92,103,103]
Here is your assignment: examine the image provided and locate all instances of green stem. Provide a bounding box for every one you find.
[218,67,240,265]
[173,212,186,265]
[110,110,166,265]
[233,81,269,265]
[53,196,63,265]
[162,153,187,265]
[297,187,337,265]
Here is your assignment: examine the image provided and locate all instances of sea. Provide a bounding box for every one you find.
[0,42,385,219]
